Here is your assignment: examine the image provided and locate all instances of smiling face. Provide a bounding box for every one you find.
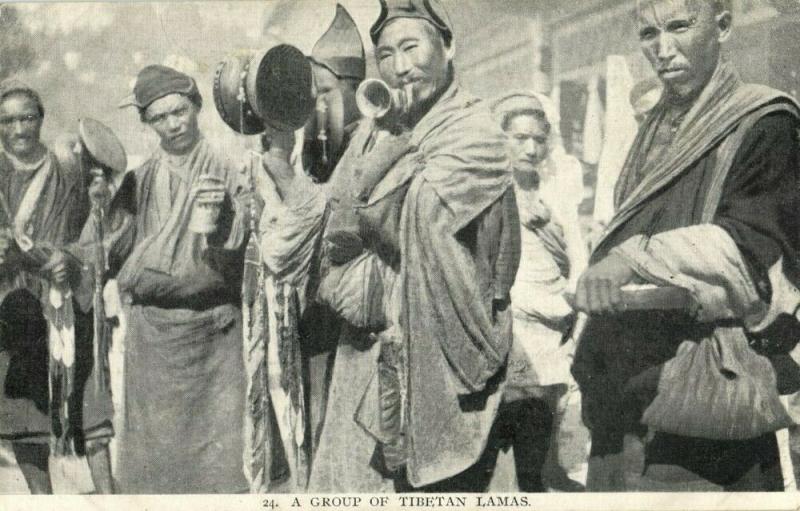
[637,0,731,103]
[375,17,454,120]
[0,92,44,161]
[143,93,201,155]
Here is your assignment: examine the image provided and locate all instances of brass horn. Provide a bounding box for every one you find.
[355,79,411,120]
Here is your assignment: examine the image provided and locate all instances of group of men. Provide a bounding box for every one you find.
[1,0,799,495]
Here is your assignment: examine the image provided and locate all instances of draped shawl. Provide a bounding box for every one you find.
[399,83,516,486]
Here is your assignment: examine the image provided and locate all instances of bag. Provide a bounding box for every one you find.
[316,252,393,331]
[640,326,794,440]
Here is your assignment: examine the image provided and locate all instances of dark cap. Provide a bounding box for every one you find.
[370,0,453,45]
[120,64,202,110]
[311,4,365,81]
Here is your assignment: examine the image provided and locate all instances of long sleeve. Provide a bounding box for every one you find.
[493,187,521,302]
[204,155,264,283]
[713,112,800,300]
[258,171,328,288]
[64,172,138,312]
[611,226,767,326]
[610,112,800,330]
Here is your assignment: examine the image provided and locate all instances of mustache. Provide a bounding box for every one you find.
[657,64,688,74]
[398,76,424,86]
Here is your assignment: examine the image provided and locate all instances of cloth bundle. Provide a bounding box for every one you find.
[323,128,414,265]
[614,225,799,440]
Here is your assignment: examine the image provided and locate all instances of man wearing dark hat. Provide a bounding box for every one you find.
[81,64,249,493]
[239,5,369,492]
[258,0,520,492]
[303,3,366,183]
[0,79,115,493]
[302,2,366,456]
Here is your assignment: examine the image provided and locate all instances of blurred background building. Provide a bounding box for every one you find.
[1,0,800,494]
[3,0,797,228]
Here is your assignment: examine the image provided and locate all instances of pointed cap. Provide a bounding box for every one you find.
[370,0,452,45]
[311,4,365,81]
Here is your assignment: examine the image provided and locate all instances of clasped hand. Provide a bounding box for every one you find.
[573,253,637,315]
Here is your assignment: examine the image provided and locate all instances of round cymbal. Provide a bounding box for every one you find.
[78,118,127,179]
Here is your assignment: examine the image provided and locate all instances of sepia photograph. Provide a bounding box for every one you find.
[0,0,799,508]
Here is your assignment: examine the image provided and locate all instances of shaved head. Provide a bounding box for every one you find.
[635,0,732,102]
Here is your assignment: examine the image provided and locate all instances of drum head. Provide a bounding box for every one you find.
[248,44,314,132]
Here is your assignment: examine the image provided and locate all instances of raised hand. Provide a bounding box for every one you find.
[190,174,226,204]
[260,128,298,201]
[88,168,114,212]
[41,249,70,287]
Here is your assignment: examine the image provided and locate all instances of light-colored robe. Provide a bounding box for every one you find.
[260,82,520,491]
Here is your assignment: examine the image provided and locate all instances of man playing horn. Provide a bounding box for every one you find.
[240,4,369,491]
[257,0,520,492]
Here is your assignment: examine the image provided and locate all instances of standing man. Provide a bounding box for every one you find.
[302,2,367,456]
[241,4,368,491]
[82,65,250,493]
[572,0,800,491]
[257,0,520,492]
[0,80,115,493]
[490,91,588,492]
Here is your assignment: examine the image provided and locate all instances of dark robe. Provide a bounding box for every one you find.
[73,139,249,493]
[572,62,800,490]
[0,149,113,449]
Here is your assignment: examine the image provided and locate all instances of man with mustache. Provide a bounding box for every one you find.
[572,0,800,491]
[257,0,520,492]
[76,65,250,493]
[0,80,115,493]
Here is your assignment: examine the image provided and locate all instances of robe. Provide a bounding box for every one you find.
[260,82,520,491]
[0,149,114,449]
[73,138,249,493]
[572,61,800,490]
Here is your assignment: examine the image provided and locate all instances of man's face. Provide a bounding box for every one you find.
[0,93,43,160]
[505,113,549,175]
[375,18,453,113]
[143,93,200,154]
[637,0,729,102]
[302,63,360,181]
[312,64,359,130]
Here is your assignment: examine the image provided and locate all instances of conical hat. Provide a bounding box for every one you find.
[311,4,365,81]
